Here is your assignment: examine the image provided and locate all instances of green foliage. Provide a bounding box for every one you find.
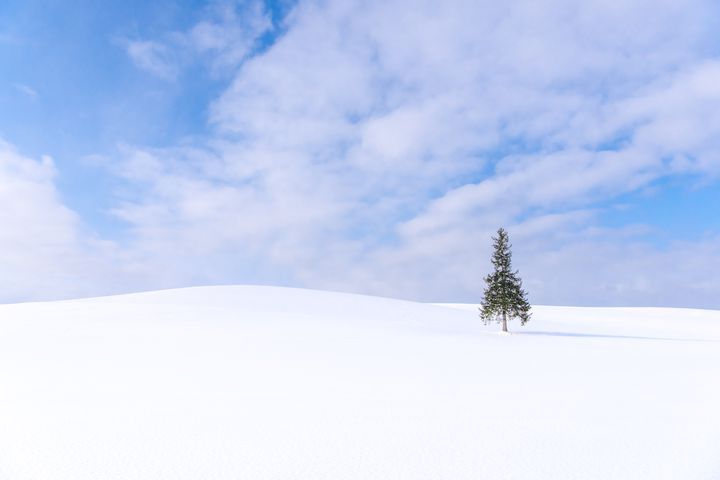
[480,228,531,327]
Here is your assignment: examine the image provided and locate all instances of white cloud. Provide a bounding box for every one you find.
[123,40,178,79]
[99,0,720,305]
[190,0,272,69]
[0,141,137,301]
[122,0,272,79]
[24,0,720,306]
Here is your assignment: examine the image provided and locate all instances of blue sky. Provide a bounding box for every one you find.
[1,0,249,230]
[1,0,719,306]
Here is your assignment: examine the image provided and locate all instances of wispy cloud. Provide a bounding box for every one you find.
[189,0,272,70]
[13,83,39,100]
[122,40,178,80]
[120,0,272,80]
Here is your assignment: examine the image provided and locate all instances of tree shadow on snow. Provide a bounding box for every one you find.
[518,331,718,343]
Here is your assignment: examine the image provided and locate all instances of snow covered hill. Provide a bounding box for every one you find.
[1,285,719,479]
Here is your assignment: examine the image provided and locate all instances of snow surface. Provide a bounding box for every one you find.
[1,285,719,479]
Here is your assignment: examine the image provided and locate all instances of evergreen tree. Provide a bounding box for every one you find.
[480,228,531,332]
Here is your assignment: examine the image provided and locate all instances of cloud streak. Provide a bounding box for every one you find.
[123,40,178,79]
[12,83,38,100]
[121,0,272,79]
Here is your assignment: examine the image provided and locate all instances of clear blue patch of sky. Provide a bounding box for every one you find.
[600,176,720,246]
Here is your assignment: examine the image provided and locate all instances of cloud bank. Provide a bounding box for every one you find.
[3,0,720,306]
[0,141,130,301]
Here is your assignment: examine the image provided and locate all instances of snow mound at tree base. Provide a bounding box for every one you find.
[1,285,719,479]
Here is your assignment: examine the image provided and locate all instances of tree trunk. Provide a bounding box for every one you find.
[502,311,508,332]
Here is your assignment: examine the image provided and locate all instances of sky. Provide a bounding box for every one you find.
[1,0,720,307]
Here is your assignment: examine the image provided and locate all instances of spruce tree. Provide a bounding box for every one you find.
[480,228,531,332]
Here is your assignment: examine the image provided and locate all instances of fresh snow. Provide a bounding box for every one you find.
[1,285,719,479]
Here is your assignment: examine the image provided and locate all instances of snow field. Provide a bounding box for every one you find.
[1,286,719,479]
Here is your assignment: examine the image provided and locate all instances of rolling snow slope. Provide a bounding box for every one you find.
[0,285,719,479]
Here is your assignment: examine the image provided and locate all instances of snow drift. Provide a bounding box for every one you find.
[1,285,719,479]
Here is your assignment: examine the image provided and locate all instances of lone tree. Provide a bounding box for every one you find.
[480,228,531,332]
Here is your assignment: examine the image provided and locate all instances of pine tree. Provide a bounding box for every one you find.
[480,228,531,332]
